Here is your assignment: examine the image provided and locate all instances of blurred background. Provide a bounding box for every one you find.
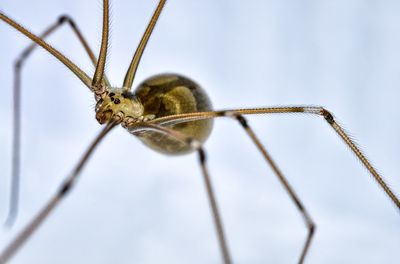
[0,0,399,263]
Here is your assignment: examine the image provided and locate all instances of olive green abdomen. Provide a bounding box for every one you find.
[134,73,213,155]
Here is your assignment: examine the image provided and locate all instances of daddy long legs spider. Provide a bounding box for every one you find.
[0,0,399,263]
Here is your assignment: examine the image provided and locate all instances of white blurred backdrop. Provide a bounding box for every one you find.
[0,0,399,263]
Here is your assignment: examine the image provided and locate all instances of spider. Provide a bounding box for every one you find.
[0,0,399,263]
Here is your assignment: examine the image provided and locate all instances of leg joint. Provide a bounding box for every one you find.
[235,114,249,128]
[14,59,23,69]
[221,111,249,128]
[185,137,205,162]
[309,222,316,235]
[198,147,206,163]
[59,179,74,196]
[186,138,201,150]
[320,108,335,124]
[58,15,76,28]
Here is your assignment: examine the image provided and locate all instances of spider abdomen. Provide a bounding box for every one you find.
[135,73,213,155]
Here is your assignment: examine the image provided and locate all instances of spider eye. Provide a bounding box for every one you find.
[114,98,121,104]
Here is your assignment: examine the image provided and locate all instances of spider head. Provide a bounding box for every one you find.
[95,88,144,124]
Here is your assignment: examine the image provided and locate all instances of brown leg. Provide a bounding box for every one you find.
[0,12,92,87]
[0,122,116,264]
[5,14,110,226]
[127,123,232,264]
[232,114,315,263]
[123,0,167,90]
[92,0,109,90]
[150,106,400,211]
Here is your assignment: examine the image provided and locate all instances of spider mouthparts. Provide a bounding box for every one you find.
[96,110,113,124]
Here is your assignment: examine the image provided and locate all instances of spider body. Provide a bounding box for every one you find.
[95,73,213,154]
[0,1,399,263]
[135,73,213,154]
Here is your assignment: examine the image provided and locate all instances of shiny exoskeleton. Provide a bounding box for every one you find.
[95,73,213,155]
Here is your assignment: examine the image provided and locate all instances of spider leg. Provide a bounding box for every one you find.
[56,15,111,86]
[0,122,116,264]
[231,114,315,264]
[92,0,109,90]
[123,0,166,90]
[150,106,400,211]
[128,123,232,264]
[0,12,92,88]
[5,14,111,227]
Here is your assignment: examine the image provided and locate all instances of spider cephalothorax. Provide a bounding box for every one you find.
[95,88,144,124]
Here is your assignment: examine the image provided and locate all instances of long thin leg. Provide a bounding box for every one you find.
[149,106,400,211]
[231,114,315,263]
[92,0,109,93]
[127,123,232,264]
[0,122,116,264]
[123,0,167,90]
[7,57,22,228]
[0,12,92,88]
[5,15,112,227]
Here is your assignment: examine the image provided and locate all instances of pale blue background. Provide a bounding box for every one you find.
[0,0,399,263]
